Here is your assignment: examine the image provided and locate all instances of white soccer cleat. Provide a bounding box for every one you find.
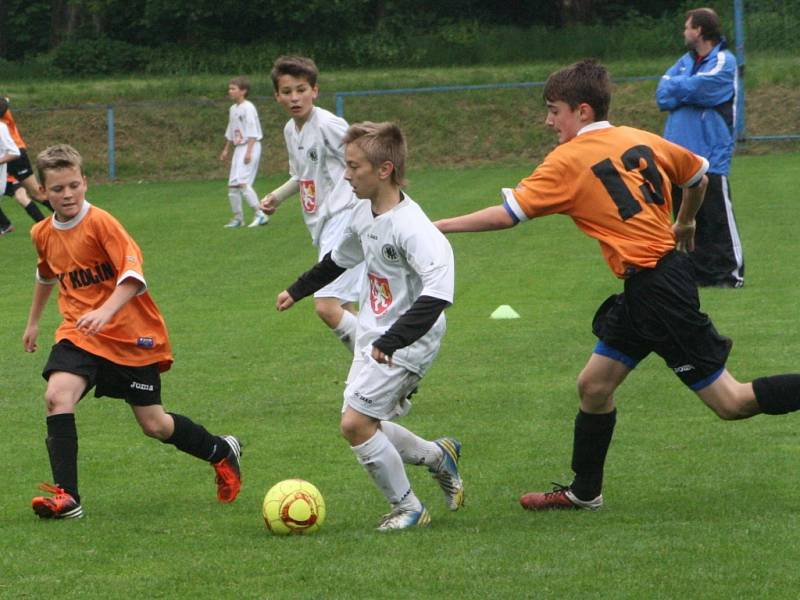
[376,505,431,531]
[224,217,244,228]
[247,212,269,228]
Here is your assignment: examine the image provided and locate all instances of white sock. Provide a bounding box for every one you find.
[242,185,260,210]
[351,429,421,511]
[333,310,357,354]
[381,420,443,468]
[227,189,243,220]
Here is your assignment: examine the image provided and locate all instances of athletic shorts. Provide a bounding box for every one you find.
[314,209,363,303]
[8,148,34,182]
[343,352,420,421]
[43,339,162,406]
[228,142,261,186]
[591,250,732,390]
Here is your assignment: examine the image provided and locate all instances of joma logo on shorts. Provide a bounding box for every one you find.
[673,364,695,373]
[130,382,154,391]
[354,391,372,404]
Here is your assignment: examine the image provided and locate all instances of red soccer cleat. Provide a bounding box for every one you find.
[519,483,603,511]
[213,435,242,503]
[32,483,84,519]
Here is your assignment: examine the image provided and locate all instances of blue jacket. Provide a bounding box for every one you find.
[656,39,737,175]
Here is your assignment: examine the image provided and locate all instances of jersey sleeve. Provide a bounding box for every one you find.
[0,122,20,158]
[331,218,364,269]
[504,157,574,222]
[32,229,58,284]
[651,135,709,188]
[96,214,148,293]
[241,103,262,139]
[401,223,455,304]
[224,106,236,142]
[319,115,348,166]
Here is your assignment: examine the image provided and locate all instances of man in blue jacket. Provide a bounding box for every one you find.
[657,7,744,288]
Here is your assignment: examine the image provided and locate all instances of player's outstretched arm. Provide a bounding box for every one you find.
[261,179,300,215]
[23,281,55,352]
[435,205,516,234]
[673,175,708,253]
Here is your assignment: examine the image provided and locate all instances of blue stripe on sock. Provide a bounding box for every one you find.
[593,340,639,369]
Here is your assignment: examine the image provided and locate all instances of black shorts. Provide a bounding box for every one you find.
[43,339,163,406]
[8,148,34,182]
[591,251,732,390]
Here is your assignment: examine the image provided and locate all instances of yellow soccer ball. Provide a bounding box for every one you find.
[262,479,326,535]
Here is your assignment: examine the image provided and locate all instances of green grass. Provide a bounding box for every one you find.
[1,154,800,599]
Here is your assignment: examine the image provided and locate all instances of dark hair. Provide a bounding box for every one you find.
[344,122,408,187]
[543,59,610,121]
[228,76,251,97]
[0,96,8,118]
[270,56,319,91]
[687,8,723,43]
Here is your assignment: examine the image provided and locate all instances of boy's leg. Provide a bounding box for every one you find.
[17,189,46,222]
[521,353,629,511]
[131,404,242,503]
[225,187,244,226]
[32,371,86,519]
[696,369,800,419]
[0,206,13,233]
[242,184,268,227]
[315,298,357,353]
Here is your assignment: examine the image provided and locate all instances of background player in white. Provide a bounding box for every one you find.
[275,122,464,531]
[219,76,267,228]
[261,56,362,353]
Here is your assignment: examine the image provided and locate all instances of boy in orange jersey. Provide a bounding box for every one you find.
[22,144,242,519]
[436,59,800,511]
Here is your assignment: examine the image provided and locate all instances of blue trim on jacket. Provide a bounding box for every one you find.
[656,39,737,175]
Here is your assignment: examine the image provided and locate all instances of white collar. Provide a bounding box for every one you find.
[577,121,612,136]
[52,200,91,230]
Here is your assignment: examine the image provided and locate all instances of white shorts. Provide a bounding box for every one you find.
[314,209,363,303]
[343,353,421,421]
[228,142,261,186]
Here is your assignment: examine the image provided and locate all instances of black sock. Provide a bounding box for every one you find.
[0,208,11,229]
[753,375,800,415]
[570,409,617,501]
[25,202,46,222]
[46,413,80,503]
[164,413,229,462]
[40,200,54,212]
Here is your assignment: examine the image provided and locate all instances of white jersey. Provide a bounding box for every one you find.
[225,100,262,146]
[332,193,455,375]
[283,107,357,245]
[0,122,20,196]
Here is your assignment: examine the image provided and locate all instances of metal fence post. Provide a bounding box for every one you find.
[335,94,345,118]
[107,105,116,180]
[734,0,746,141]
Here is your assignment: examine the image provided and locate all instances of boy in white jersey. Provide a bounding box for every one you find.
[276,122,465,531]
[219,76,267,228]
[261,56,362,353]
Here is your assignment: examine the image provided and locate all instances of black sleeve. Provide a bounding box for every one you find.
[372,295,451,356]
[286,252,347,301]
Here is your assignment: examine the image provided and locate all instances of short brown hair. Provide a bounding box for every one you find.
[37,144,84,184]
[543,59,611,121]
[344,122,407,187]
[228,76,251,97]
[270,56,319,91]
[687,8,723,43]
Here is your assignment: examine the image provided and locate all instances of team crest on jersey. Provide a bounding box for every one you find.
[307,147,319,163]
[381,244,400,262]
[367,273,392,315]
[299,179,317,213]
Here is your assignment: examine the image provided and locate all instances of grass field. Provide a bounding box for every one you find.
[2,154,800,599]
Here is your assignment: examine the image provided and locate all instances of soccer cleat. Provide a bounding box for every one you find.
[223,218,243,228]
[430,437,465,511]
[247,212,269,228]
[213,435,243,503]
[376,505,431,531]
[519,483,603,511]
[31,483,83,519]
[0,224,15,236]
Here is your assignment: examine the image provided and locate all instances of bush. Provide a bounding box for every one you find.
[52,38,151,76]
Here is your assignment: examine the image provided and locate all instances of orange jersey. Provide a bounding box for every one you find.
[504,123,707,278]
[0,109,26,149]
[32,203,173,370]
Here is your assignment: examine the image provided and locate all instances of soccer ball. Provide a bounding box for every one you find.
[262,479,326,535]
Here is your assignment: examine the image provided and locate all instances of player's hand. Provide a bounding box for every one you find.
[261,193,279,215]
[219,149,228,162]
[276,290,295,311]
[22,325,39,353]
[673,219,696,253]
[244,152,252,164]
[76,307,114,336]
[371,345,393,367]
